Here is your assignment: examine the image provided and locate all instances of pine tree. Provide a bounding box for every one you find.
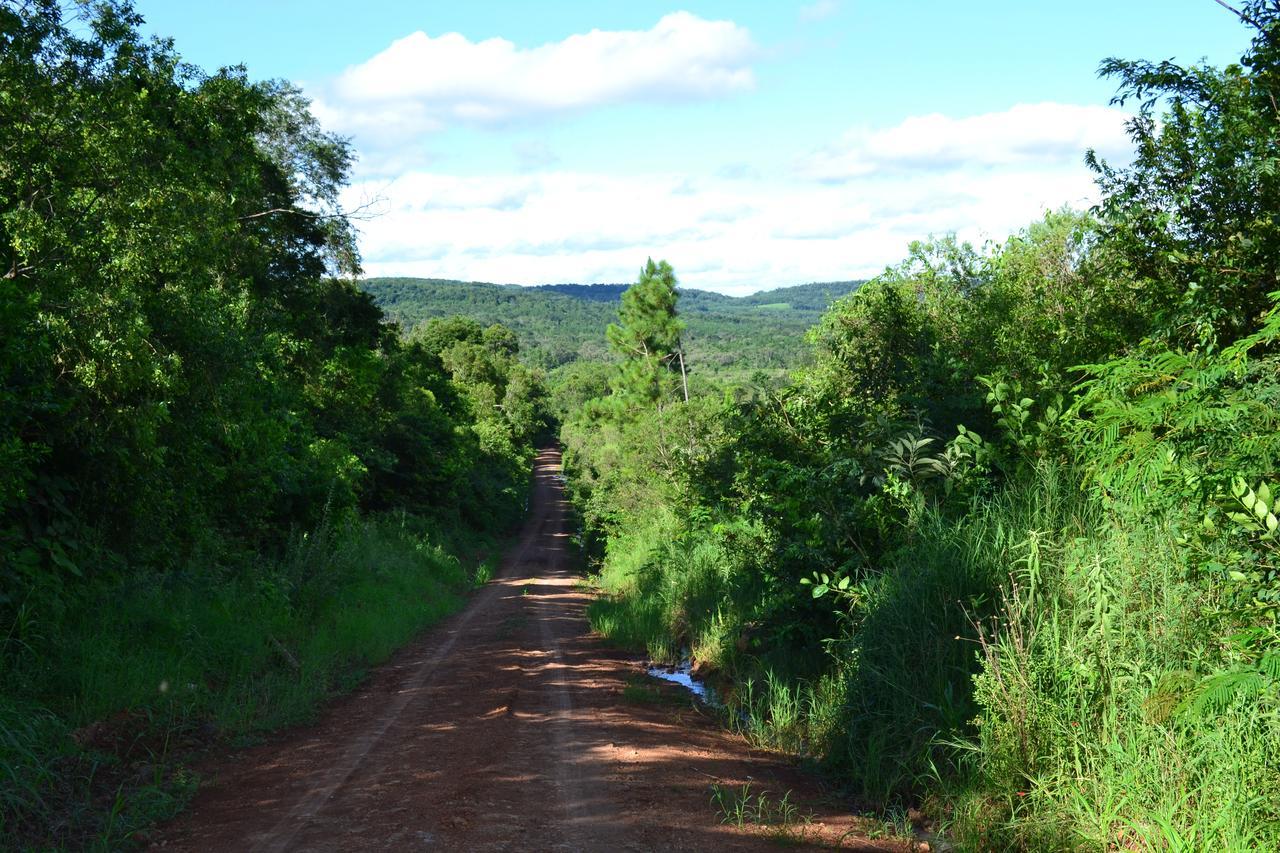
[606,259,689,405]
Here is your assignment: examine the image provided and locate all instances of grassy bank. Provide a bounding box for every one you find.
[584,464,1280,849]
[0,514,497,851]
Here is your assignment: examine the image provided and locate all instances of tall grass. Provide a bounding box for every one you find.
[586,508,774,671]
[586,463,1280,848]
[0,514,483,851]
[951,487,1280,850]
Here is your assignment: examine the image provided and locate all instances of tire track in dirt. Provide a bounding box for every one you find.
[249,506,551,853]
[153,448,902,851]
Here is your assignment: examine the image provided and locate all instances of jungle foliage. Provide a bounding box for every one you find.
[0,2,547,847]
[562,4,1280,848]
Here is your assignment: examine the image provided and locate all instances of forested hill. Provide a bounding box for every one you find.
[361,277,863,376]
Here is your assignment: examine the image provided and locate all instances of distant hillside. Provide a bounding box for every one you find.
[360,277,863,378]
[534,283,630,302]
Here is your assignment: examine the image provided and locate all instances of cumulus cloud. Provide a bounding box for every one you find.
[796,102,1132,182]
[336,99,1131,293]
[312,12,755,154]
[347,161,1105,294]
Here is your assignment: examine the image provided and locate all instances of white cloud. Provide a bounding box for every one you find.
[343,101,1130,293]
[799,1,840,23]
[313,12,755,155]
[347,165,1102,294]
[796,102,1132,182]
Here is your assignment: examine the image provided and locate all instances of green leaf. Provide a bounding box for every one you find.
[49,543,81,577]
[1233,477,1250,499]
[1255,495,1270,522]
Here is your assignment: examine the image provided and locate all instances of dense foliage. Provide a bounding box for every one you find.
[0,2,546,846]
[562,5,1280,848]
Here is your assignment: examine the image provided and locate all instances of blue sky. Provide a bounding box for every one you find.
[135,1,1249,293]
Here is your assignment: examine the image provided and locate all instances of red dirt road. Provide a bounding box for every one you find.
[154,448,901,851]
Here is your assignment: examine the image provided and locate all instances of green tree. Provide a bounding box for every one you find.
[1089,0,1280,350]
[606,259,689,405]
[0,0,538,608]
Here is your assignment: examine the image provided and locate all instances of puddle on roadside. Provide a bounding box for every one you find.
[647,659,951,850]
[645,660,723,707]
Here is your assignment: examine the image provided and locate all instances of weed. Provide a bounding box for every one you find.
[584,457,1280,848]
[861,806,914,841]
[708,782,814,844]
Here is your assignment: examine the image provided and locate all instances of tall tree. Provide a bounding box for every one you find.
[606,259,689,404]
[1089,0,1280,350]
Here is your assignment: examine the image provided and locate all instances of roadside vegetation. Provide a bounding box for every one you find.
[5,0,1280,850]
[0,3,547,848]
[562,5,1280,848]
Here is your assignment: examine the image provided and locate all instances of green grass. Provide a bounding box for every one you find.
[583,463,1280,849]
[584,510,683,662]
[586,594,671,661]
[0,514,487,851]
[585,509,770,671]
[708,782,816,845]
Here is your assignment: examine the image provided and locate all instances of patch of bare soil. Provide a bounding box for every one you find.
[152,448,907,852]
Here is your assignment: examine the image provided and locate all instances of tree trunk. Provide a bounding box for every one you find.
[677,344,689,403]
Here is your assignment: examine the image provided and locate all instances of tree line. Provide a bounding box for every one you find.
[361,276,861,376]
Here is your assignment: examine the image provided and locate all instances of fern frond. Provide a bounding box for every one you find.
[1179,669,1267,719]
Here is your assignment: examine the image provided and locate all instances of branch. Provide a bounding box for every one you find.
[1211,0,1266,29]
[4,258,41,280]
[237,197,384,223]
[237,207,298,221]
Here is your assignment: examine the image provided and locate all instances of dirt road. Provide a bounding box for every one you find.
[154,448,897,851]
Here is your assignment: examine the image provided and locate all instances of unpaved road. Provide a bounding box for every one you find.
[155,448,901,851]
